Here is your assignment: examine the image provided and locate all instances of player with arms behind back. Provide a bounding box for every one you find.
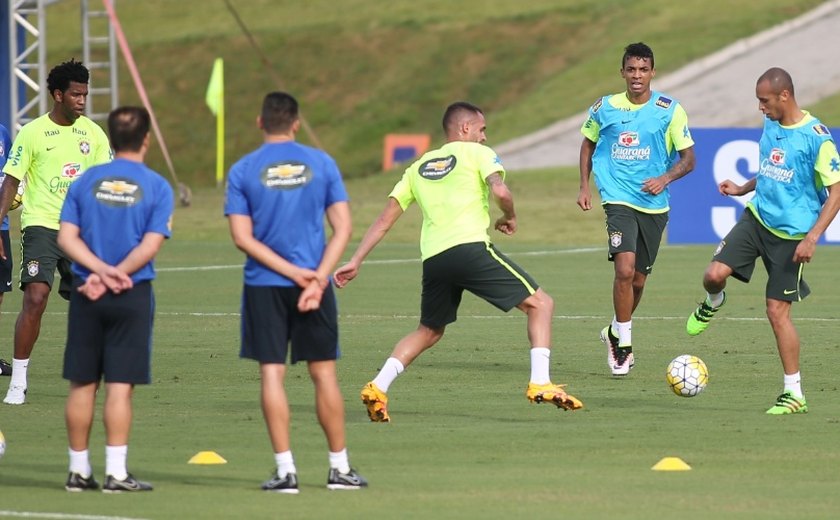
[226,92,366,493]
[0,59,112,405]
[58,106,173,492]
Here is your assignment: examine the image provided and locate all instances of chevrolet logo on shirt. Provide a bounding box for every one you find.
[418,155,457,180]
[263,162,312,190]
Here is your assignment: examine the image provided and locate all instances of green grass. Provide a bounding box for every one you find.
[1,171,840,519]
[36,0,828,185]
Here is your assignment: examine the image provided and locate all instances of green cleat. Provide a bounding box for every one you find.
[686,292,726,336]
[766,391,808,415]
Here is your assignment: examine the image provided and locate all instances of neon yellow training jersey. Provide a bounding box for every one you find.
[389,141,505,260]
[3,113,111,230]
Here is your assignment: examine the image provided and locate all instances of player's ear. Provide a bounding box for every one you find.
[256,115,264,131]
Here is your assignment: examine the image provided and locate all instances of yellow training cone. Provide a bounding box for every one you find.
[652,456,691,471]
[188,451,227,464]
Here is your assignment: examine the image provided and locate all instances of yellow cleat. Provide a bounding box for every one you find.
[360,382,390,422]
[526,382,583,411]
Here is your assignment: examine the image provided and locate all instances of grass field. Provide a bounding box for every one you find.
[1,168,840,519]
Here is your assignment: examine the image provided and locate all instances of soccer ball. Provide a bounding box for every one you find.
[0,429,5,458]
[666,354,709,397]
[10,181,25,211]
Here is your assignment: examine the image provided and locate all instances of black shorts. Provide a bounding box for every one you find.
[240,284,340,364]
[712,209,810,301]
[63,281,155,384]
[420,241,538,329]
[0,229,12,293]
[20,226,73,300]
[604,203,668,275]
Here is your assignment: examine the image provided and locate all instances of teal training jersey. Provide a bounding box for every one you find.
[748,113,840,239]
[2,113,111,230]
[389,141,504,260]
[581,91,694,213]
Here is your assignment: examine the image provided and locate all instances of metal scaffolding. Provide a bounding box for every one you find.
[5,0,117,133]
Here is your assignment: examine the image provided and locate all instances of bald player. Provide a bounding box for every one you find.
[335,101,583,423]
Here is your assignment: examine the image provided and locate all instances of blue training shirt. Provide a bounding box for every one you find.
[224,141,349,287]
[749,113,840,238]
[60,158,174,283]
[0,124,12,231]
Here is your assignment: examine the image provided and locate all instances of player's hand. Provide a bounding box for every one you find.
[78,274,108,301]
[297,279,325,312]
[576,189,592,211]
[98,265,133,294]
[495,216,517,235]
[333,261,359,288]
[290,267,318,288]
[641,176,668,195]
[718,180,741,196]
[0,237,5,261]
[793,237,817,263]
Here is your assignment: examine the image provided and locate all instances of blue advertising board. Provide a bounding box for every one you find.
[668,128,840,244]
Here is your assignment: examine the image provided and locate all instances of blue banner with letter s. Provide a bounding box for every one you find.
[668,128,840,244]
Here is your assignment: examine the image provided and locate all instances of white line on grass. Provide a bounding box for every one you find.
[0,511,150,520]
[154,246,608,272]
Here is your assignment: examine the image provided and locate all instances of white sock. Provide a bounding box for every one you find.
[707,291,725,308]
[105,445,128,480]
[329,448,350,474]
[615,320,632,347]
[68,448,92,477]
[529,347,551,385]
[274,450,296,477]
[372,357,404,393]
[784,371,803,398]
[10,358,28,388]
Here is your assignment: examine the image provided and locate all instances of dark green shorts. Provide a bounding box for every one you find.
[712,210,810,301]
[20,226,73,300]
[604,204,668,275]
[420,241,539,329]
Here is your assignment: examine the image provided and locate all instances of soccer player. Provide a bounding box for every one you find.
[577,42,696,376]
[225,92,366,493]
[0,123,14,378]
[58,106,172,492]
[0,59,112,405]
[334,101,583,423]
[685,68,840,415]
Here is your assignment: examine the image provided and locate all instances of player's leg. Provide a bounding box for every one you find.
[362,253,453,422]
[100,281,153,492]
[65,381,100,491]
[763,237,809,415]
[362,324,445,423]
[241,285,298,492]
[63,282,102,491]
[687,212,760,336]
[4,226,60,404]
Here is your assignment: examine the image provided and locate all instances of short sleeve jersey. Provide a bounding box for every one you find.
[224,141,349,287]
[60,158,174,283]
[3,113,112,230]
[747,112,840,239]
[0,124,12,231]
[389,141,505,260]
[580,91,694,213]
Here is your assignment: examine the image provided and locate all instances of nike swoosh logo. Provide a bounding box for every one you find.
[621,120,632,124]
[783,289,797,295]
[46,146,57,151]
[775,136,784,140]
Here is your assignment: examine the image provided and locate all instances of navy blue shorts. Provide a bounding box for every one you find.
[240,284,339,364]
[63,280,154,384]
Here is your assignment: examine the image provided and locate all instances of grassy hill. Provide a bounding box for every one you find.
[41,0,828,187]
